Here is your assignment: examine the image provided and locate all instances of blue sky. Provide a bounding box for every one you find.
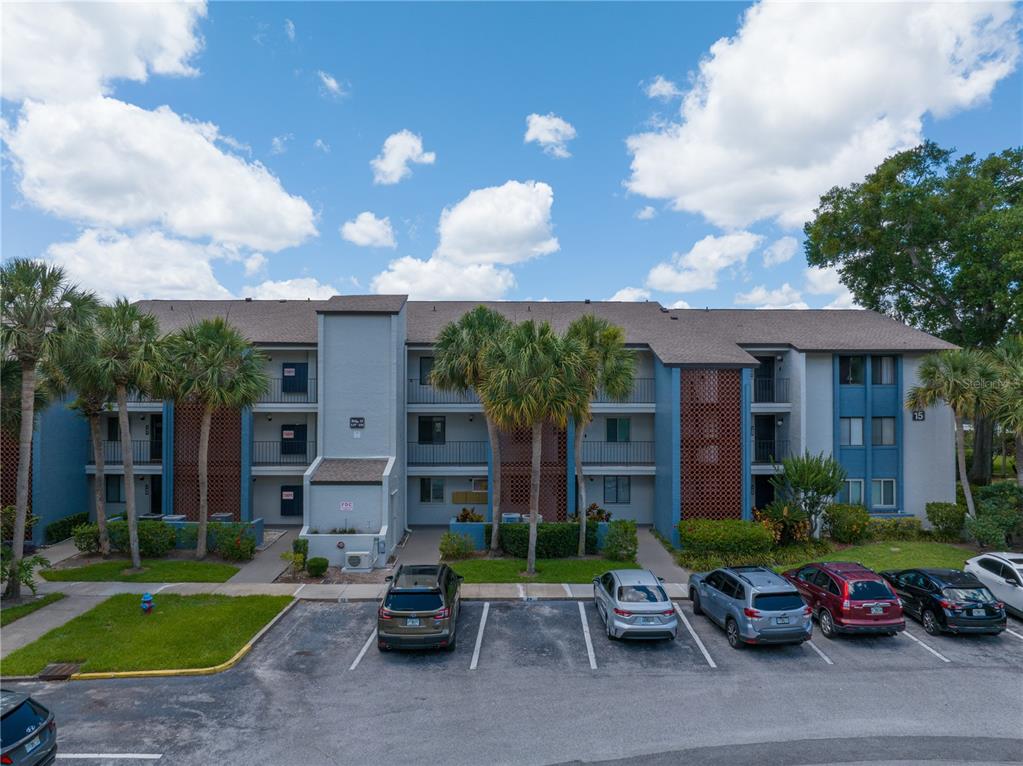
[2,2,1020,308]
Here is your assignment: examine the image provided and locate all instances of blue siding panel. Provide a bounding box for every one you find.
[29,400,90,545]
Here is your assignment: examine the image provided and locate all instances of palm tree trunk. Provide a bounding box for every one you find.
[955,413,977,518]
[89,414,109,557]
[526,421,542,575]
[196,405,212,559]
[117,385,141,569]
[1015,435,1023,487]
[485,417,502,552]
[968,413,994,486]
[5,360,37,600]
[575,419,587,556]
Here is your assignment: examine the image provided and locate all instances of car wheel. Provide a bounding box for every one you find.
[377,641,388,652]
[818,609,837,639]
[691,590,703,616]
[606,617,617,641]
[922,609,941,636]
[726,619,743,649]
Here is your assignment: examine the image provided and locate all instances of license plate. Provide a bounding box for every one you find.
[642,617,658,625]
[24,735,41,753]
[972,609,986,617]
[870,606,884,615]
[776,616,790,625]
[406,617,420,627]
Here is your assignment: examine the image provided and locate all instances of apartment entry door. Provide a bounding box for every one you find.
[753,414,776,463]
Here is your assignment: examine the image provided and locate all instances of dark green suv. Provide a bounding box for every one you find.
[377,564,462,651]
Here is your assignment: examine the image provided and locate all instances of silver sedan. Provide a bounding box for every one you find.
[593,569,678,640]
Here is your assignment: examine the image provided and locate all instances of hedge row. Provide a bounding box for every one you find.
[489,522,599,558]
[45,512,90,544]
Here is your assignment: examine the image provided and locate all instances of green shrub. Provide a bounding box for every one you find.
[496,522,597,558]
[603,520,638,561]
[209,523,256,562]
[456,508,484,523]
[678,519,773,558]
[292,537,309,559]
[306,557,329,577]
[439,532,477,560]
[926,502,966,542]
[570,503,612,522]
[280,550,305,573]
[866,516,921,541]
[44,512,89,544]
[106,520,177,558]
[72,523,101,553]
[824,503,871,544]
[772,540,833,565]
[975,483,1023,544]
[1,505,40,542]
[756,502,810,545]
[966,514,1007,548]
[0,546,49,596]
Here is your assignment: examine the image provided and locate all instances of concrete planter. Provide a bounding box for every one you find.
[301,527,384,567]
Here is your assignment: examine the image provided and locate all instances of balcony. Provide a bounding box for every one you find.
[592,378,655,404]
[257,378,317,404]
[407,380,480,405]
[408,441,487,465]
[580,441,654,464]
[753,377,790,404]
[87,440,162,465]
[753,438,790,464]
[252,441,316,466]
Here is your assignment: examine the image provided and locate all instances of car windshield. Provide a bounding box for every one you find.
[1,700,45,748]
[848,580,894,600]
[943,587,994,603]
[384,592,443,612]
[618,585,668,603]
[753,592,804,611]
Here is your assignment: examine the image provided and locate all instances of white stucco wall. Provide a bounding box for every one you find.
[804,353,834,457]
[902,353,956,520]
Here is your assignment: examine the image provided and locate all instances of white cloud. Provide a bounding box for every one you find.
[370,130,435,185]
[626,3,1020,229]
[242,278,338,300]
[313,138,330,153]
[243,253,267,276]
[645,231,763,293]
[44,229,232,301]
[270,133,292,155]
[524,113,577,158]
[668,299,691,309]
[763,236,798,267]
[284,18,295,42]
[804,265,858,309]
[635,206,657,221]
[371,257,515,300]
[3,97,317,251]
[735,283,808,310]
[341,212,396,249]
[1,1,206,103]
[317,70,344,99]
[609,287,651,302]
[645,75,683,101]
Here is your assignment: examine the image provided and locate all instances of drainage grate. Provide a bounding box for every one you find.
[38,662,80,681]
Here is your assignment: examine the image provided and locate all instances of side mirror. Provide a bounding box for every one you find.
[1007,578,1021,588]
[657,576,665,582]
[457,575,464,581]
[593,576,600,583]
[385,575,393,582]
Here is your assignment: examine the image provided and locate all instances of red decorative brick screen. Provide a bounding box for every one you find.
[0,429,30,511]
[498,424,568,521]
[681,369,742,520]
[173,403,241,521]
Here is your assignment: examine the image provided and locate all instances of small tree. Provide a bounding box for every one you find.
[992,335,1023,486]
[770,452,846,537]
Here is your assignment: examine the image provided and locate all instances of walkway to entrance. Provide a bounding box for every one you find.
[635,526,690,585]
[396,526,443,567]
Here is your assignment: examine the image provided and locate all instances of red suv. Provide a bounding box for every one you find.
[782,562,905,638]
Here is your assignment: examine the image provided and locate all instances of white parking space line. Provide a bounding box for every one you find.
[292,584,306,598]
[517,583,526,600]
[57,755,162,761]
[1004,628,1023,642]
[470,602,490,670]
[349,628,378,670]
[806,640,834,665]
[562,583,572,597]
[578,602,597,670]
[674,603,717,669]
[901,630,951,663]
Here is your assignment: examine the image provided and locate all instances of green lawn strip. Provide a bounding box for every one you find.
[451,557,639,583]
[41,559,239,583]
[0,593,66,627]
[771,541,975,574]
[1,594,292,677]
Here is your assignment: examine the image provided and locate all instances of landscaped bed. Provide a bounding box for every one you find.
[41,558,239,583]
[451,557,639,583]
[1,593,293,677]
[0,593,66,627]
[771,541,978,574]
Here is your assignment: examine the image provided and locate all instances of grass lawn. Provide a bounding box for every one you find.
[451,557,639,583]
[0,593,66,627]
[41,559,239,583]
[1,594,292,677]
[772,541,975,574]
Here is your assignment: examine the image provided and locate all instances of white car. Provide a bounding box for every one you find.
[964,552,1023,619]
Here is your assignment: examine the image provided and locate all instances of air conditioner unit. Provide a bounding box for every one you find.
[501,513,523,523]
[342,551,373,572]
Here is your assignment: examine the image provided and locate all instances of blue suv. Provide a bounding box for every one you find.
[689,566,812,649]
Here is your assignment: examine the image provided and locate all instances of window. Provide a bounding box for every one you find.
[797,567,818,583]
[705,571,724,591]
[419,477,444,503]
[872,417,896,446]
[839,417,864,446]
[618,585,669,603]
[871,478,896,508]
[848,580,895,600]
[417,416,446,445]
[384,592,443,612]
[839,355,865,385]
[872,356,896,386]
[978,558,1008,578]
[603,476,631,504]
[601,573,615,594]
[106,418,120,442]
[605,417,631,443]
[105,475,124,503]
[753,593,804,611]
[943,586,994,603]
[728,579,746,601]
[419,357,434,385]
[839,479,864,505]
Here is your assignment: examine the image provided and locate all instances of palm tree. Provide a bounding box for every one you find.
[907,349,999,518]
[94,300,163,570]
[1,259,96,599]
[164,318,268,559]
[480,321,586,574]
[430,306,511,551]
[992,335,1023,486]
[565,315,635,555]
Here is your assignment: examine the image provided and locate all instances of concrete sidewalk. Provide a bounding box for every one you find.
[396,526,443,566]
[228,528,298,583]
[1,594,107,658]
[635,526,690,585]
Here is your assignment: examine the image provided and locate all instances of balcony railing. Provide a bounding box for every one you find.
[257,378,317,404]
[105,391,159,406]
[753,377,790,404]
[408,441,487,465]
[592,378,655,404]
[753,438,790,464]
[408,378,656,406]
[580,441,654,464]
[252,441,316,466]
[87,440,162,465]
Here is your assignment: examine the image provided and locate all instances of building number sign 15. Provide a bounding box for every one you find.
[912,410,926,422]
[339,501,354,512]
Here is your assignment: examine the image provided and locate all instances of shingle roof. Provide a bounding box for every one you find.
[136,299,328,344]
[317,295,407,314]
[310,458,389,484]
